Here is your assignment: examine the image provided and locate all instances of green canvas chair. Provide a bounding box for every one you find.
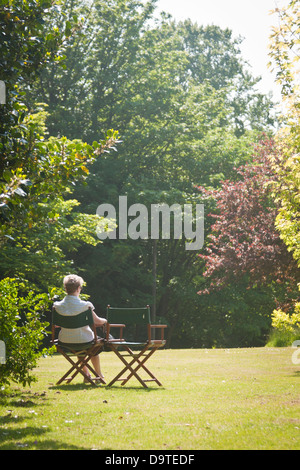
[51,307,105,386]
[105,305,167,388]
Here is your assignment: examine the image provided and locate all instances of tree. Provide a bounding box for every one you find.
[268,0,300,98]
[0,0,119,280]
[198,137,299,292]
[0,0,71,181]
[271,145,300,268]
[0,0,119,385]
[24,0,158,141]
[268,0,300,267]
[266,1,300,345]
[196,138,300,346]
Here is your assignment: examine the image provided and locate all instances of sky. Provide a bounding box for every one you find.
[153,0,290,103]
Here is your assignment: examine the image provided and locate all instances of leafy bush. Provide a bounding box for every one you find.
[271,303,300,332]
[267,300,300,346]
[0,278,52,387]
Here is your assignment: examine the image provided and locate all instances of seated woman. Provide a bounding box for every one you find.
[54,274,107,383]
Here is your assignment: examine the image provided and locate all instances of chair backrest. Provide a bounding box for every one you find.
[106,306,151,325]
[107,306,151,343]
[52,307,94,329]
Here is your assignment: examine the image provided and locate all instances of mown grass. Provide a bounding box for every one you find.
[0,347,299,450]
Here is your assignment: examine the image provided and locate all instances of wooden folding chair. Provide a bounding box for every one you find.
[105,305,167,388]
[51,307,106,386]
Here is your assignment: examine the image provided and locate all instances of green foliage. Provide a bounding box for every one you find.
[0,0,281,353]
[0,198,103,290]
[272,303,300,332]
[29,1,275,142]
[267,1,300,349]
[0,0,120,289]
[268,0,300,97]
[0,0,121,387]
[0,278,52,387]
[266,328,300,347]
[268,1,300,268]
[271,147,300,267]
[172,276,279,348]
[0,101,119,290]
[268,296,300,346]
[0,102,119,244]
[26,0,277,347]
[0,0,73,178]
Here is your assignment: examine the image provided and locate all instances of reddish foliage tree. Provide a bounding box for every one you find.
[197,137,299,296]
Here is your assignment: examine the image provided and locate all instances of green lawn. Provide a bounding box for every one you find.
[0,347,299,450]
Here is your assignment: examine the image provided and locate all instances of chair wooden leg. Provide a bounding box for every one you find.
[107,345,162,388]
[56,347,105,386]
[56,354,80,385]
[107,345,148,387]
[121,347,162,386]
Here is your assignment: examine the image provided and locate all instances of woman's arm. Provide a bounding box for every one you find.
[92,310,107,327]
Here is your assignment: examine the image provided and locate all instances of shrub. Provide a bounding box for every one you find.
[0,278,52,387]
[267,301,300,347]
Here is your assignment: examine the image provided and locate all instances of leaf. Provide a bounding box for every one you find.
[14,187,27,197]
[3,170,12,183]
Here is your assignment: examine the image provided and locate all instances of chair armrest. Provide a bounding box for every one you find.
[148,324,167,341]
[106,323,126,341]
[51,323,60,345]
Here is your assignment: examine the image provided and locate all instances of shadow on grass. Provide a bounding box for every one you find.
[0,383,164,449]
[49,382,100,392]
[291,370,300,378]
[0,432,88,450]
[0,389,87,450]
[105,385,165,392]
[49,382,165,392]
[0,422,87,450]
[0,389,47,407]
